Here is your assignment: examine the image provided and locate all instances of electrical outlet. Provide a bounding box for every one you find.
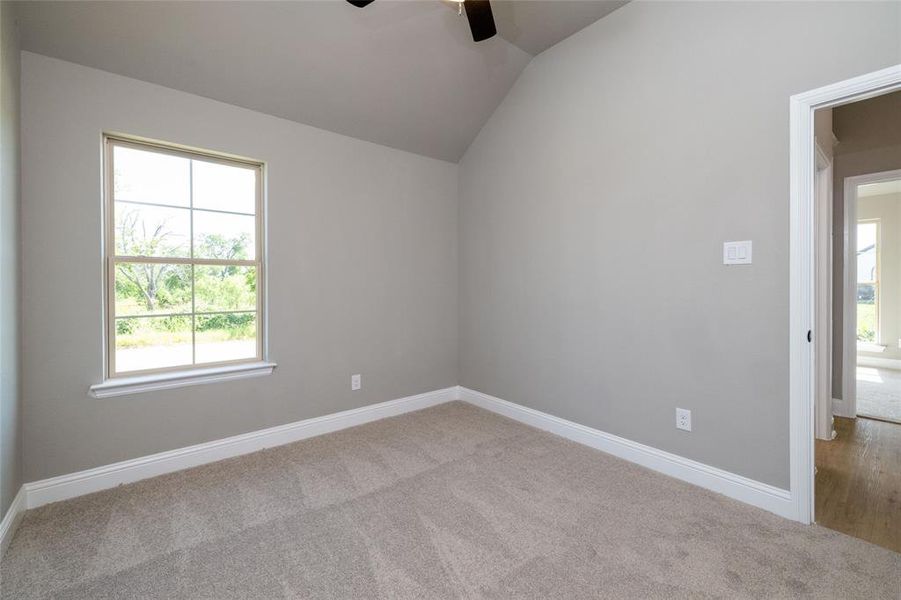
[351,374,361,391]
[676,408,691,432]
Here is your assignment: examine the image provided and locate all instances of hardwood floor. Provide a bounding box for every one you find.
[815,416,901,553]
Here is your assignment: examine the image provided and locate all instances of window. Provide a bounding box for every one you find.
[857,220,879,343]
[104,136,264,377]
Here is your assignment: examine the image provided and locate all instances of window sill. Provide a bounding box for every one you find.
[857,342,886,353]
[89,361,277,398]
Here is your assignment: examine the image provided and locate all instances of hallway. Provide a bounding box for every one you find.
[815,416,901,552]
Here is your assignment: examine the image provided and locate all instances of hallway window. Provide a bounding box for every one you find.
[857,220,879,343]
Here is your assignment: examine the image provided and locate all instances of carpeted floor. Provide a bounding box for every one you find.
[1,402,898,599]
[857,366,901,423]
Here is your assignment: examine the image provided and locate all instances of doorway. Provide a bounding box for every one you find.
[812,94,901,553]
[846,171,901,424]
[788,64,901,546]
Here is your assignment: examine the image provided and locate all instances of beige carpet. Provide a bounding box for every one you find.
[1,402,898,599]
[857,366,901,423]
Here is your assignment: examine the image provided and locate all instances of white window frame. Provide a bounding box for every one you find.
[856,218,880,345]
[91,134,274,397]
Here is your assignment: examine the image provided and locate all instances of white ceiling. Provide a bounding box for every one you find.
[16,1,626,162]
[494,0,626,55]
[858,180,901,198]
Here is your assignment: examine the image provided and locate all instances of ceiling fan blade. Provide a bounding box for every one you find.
[347,0,375,7]
[463,0,497,42]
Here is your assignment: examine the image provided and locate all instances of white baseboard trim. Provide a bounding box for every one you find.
[15,386,798,523]
[0,486,26,559]
[459,387,796,521]
[24,386,458,510]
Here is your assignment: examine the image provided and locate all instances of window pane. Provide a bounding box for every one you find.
[194,265,256,313]
[857,222,877,283]
[115,202,190,258]
[192,160,256,214]
[858,283,877,342]
[193,211,255,260]
[113,145,190,207]
[114,263,192,317]
[115,315,192,373]
[195,312,257,364]
[107,139,263,376]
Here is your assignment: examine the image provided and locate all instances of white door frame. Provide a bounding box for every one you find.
[814,144,834,441]
[789,63,901,524]
[840,168,901,419]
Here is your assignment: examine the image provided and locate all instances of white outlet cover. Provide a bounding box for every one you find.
[676,408,692,432]
[351,374,361,391]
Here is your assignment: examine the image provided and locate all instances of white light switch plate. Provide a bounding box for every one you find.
[351,374,361,391]
[723,240,752,265]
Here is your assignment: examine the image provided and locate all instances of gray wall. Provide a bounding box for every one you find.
[459,1,901,489]
[0,1,21,520]
[21,52,459,482]
[831,91,901,399]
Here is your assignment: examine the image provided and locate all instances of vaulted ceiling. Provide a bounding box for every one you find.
[16,1,626,162]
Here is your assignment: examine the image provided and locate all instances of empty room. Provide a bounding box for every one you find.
[0,1,899,598]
